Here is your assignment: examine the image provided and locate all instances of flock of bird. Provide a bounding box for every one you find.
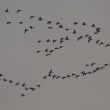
[0,8,110,97]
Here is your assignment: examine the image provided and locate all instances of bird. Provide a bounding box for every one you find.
[0,74,3,77]
[82,22,86,26]
[45,53,51,56]
[6,21,12,24]
[3,78,8,82]
[96,27,101,31]
[24,28,29,34]
[36,50,41,53]
[43,76,47,79]
[9,80,13,83]
[15,82,20,86]
[59,25,64,28]
[104,64,108,66]
[71,73,76,76]
[54,47,59,50]
[73,22,78,25]
[21,94,25,97]
[56,76,61,79]
[44,48,49,52]
[99,42,104,45]
[24,87,28,90]
[77,36,84,41]
[80,71,87,76]
[91,24,96,27]
[22,83,26,87]
[66,75,71,78]
[5,9,9,13]
[37,40,42,43]
[56,22,61,25]
[65,36,70,40]
[49,50,54,53]
[52,75,57,79]
[19,22,24,24]
[62,76,66,79]
[29,87,36,91]
[72,30,77,34]
[88,38,93,43]
[85,64,90,67]
[65,28,70,31]
[75,75,80,78]
[87,71,92,74]
[60,40,64,44]
[36,85,41,88]
[29,26,34,29]
[48,26,53,29]
[46,38,51,42]
[95,67,100,71]
[53,39,57,43]
[38,17,43,21]
[91,63,96,67]
[48,69,53,75]
[96,40,101,45]
[59,46,64,48]
[47,21,52,25]
[29,16,35,19]
[105,44,110,47]
[99,67,105,69]
[16,9,22,13]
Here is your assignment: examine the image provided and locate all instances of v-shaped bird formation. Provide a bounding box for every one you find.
[0,8,110,97]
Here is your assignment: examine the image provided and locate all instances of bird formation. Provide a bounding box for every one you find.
[0,8,110,97]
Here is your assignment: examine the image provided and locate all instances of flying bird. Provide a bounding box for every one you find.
[59,25,64,28]
[96,40,101,45]
[99,42,104,45]
[47,21,52,24]
[91,24,96,27]
[5,9,9,13]
[29,26,34,29]
[91,63,96,67]
[56,22,61,25]
[82,22,86,26]
[65,28,70,31]
[36,50,41,53]
[73,22,78,25]
[24,28,29,34]
[29,16,35,19]
[9,80,13,83]
[105,44,110,47]
[36,85,41,88]
[75,75,80,78]
[21,94,25,97]
[72,30,77,34]
[77,36,84,41]
[19,22,24,24]
[53,39,57,43]
[52,75,57,79]
[16,9,22,13]
[46,38,51,42]
[48,26,53,29]
[37,40,42,43]
[38,17,43,21]
[6,21,12,24]
[80,71,87,76]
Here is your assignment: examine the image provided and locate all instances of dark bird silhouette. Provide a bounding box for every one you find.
[24,87,28,90]
[62,76,66,79]
[71,73,76,76]
[0,74,3,77]
[29,26,34,29]
[99,67,105,69]
[95,67,100,71]
[96,27,101,31]
[60,40,64,44]
[19,22,24,24]
[96,40,101,45]
[37,40,42,43]
[50,50,54,53]
[104,64,108,66]
[56,76,61,79]
[56,22,61,25]
[65,36,70,40]
[85,34,90,37]
[47,21,52,24]
[88,37,93,43]
[75,75,80,78]
[80,71,87,76]
[29,87,36,91]
[85,64,90,67]
[24,28,29,34]
[22,83,26,87]
[36,85,41,88]
[38,17,43,21]
[43,76,47,79]
[9,80,13,83]
[66,75,71,78]
[5,9,9,13]
[52,75,57,79]
[54,47,59,50]
[87,71,92,74]
[65,28,70,31]
[21,94,25,97]
[59,46,64,48]
[3,78,8,82]
[45,48,49,52]
[82,22,86,26]
[48,69,53,75]
[29,16,35,19]
[6,21,12,24]
[46,38,51,42]
[59,25,64,28]
[91,63,96,67]
[91,24,96,27]
[73,22,78,25]
[16,9,22,13]
[15,82,20,86]
[45,53,51,56]
[53,39,57,43]
[48,26,53,29]
[77,36,84,41]
[99,42,104,45]
[36,50,41,53]
[72,30,77,34]
[105,44,110,47]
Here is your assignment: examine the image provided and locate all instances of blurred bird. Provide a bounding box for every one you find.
[24,28,29,34]
[47,21,52,25]
[29,16,35,19]
[96,40,101,45]
[105,44,110,47]
[82,22,86,26]
[6,21,12,24]
[16,9,22,13]
[21,94,25,97]
[5,9,9,13]
[38,17,43,21]
[48,26,53,29]
[73,22,78,25]
[77,36,84,41]
[91,63,96,67]
[73,30,77,34]
[53,39,57,43]
[91,24,96,27]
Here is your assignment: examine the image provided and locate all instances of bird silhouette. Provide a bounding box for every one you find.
[19,22,24,24]
[104,64,108,66]
[0,74,3,77]
[36,85,41,88]
[43,76,47,79]
[99,67,105,69]
[56,22,61,25]
[15,82,20,86]
[48,26,53,29]
[9,80,13,83]
[24,28,29,34]
[88,37,93,43]
[29,16,35,19]
[38,17,43,21]
[105,44,110,47]
[96,40,101,45]
[66,75,71,78]
[99,42,104,45]
[16,9,22,13]
[59,46,64,48]
[52,75,57,79]
[85,64,90,67]
[82,22,86,26]
[3,78,8,82]
[46,38,51,42]
[5,9,9,13]
[21,94,25,97]
[29,26,34,29]
[6,21,12,24]
[71,73,76,76]
[80,71,87,76]
[44,48,49,52]
[75,75,80,78]
[45,53,51,56]
[91,24,96,27]
[59,25,63,28]
[65,36,70,40]
[22,83,26,87]
[62,76,66,79]
[53,39,57,43]
[73,22,78,25]
[47,21,52,24]
[49,50,54,53]
[91,63,96,67]
[37,40,42,43]
[72,30,77,34]
[65,28,70,31]
[77,36,84,41]
[36,50,41,53]
[56,76,61,79]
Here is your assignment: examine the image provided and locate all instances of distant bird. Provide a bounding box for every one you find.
[59,25,64,28]
[82,22,86,26]
[15,82,20,86]
[56,76,61,79]
[87,71,92,74]
[71,73,76,76]
[38,17,43,21]
[99,67,105,69]
[43,76,47,79]
[105,44,110,47]
[65,28,70,31]
[66,75,71,78]
[62,76,66,79]
[77,36,84,41]
[29,26,34,29]
[16,9,22,13]
[48,69,53,75]
[75,75,80,78]
[88,36,93,43]
[72,30,77,34]
[37,40,42,43]
[104,64,108,66]
[36,85,41,88]
[53,39,57,43]
[9,80,13,83]
[46,38,51,42]
[54,47,59,50]
[96,27,101,31]
[45,48,49,52]
[5,9,9,13]
[73,22,78,25]
[0,74,3,77]
[21,94,25,97]
[60,40,64,44]
[80,71,87,76]
[99,42,104,45]
[52,75,57,79]
[24,28,29,34]
[22,83,26,87]
[47,21,52,25]
[3,78,8,81]
[95,67,100,71]
[19,22,24,24]
[36,50,41,53]
[6,21,12,24]
[85,34,90,37]
[24,87,28,90]
[96,40,101,45]
[85,64,90,67]
[29,87,36,91]
[59,46,64,48]
[29,16,35,19]
[65,36,70,40]
[48,26,53,29]
[50,50,54,53]
[91,24,96,27]
[45,53,51,56]
[91,63,96,67]
[56,22,61,25]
